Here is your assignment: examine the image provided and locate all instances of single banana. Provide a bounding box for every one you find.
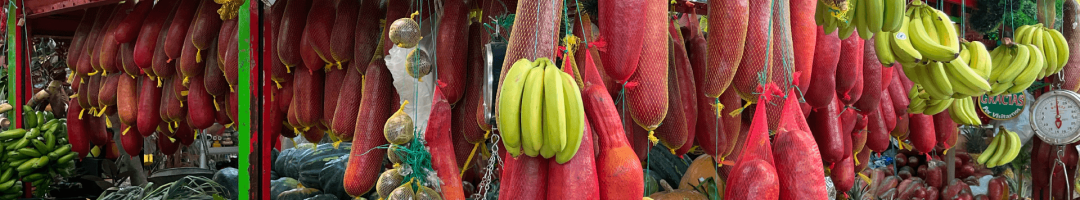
[868,0,885,33]
[971,41,994,79]
[989,82,1015,96]
[1014,25,1032,43]
[839,21,857,40]
[855,0,872,40]
[875,33,898,65]
[923,98,953,115]
[496,59,535,154]
[555,72,585,164]
[1050,29,1070,69]
[1030,28,1049,76]
[816,0,827,25]
[542,64,567,154]
[1040,29,1059,78]
[989,47,1014,83]
[931,8,961,52]
[918,8,942,44]
[909,15,960,62]
[986,129,1012,167]
[918,64,950,99]
[943,58,991,93]
[520,66,547,155]
[891,16,924,63]
[926,61,956,98]
[883,0,905,32]
[996,44,1031,84]
[996,130,1023,167]
[959,44,971,63]
[908,95,927,114]
[977,131,1001,165]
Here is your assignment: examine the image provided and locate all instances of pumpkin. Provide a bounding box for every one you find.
[649,180,708,200]
[679,154,722,189]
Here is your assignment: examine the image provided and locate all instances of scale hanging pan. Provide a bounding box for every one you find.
[1029,90,1080,145]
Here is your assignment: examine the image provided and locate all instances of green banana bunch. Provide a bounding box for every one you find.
[825,0,906,40]
[816,0,856,38]
[494,58,587,163]
[0,107,74,197]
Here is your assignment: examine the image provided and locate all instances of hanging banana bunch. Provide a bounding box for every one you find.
[816,0,905,40]
[1012,24,1070,79]
[987,41,1047,96]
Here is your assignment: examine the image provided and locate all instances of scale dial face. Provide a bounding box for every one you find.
[1030,90,1080,145]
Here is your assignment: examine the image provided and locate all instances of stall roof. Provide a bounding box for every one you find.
[20,0,121,37]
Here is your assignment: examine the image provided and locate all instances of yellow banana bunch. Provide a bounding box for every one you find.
[1013,24,1070,78]
[976,128,1021,167]
[948,97,982,126]
[494,58,586,163]
[905,1,960,62]
[987,43,1042,96]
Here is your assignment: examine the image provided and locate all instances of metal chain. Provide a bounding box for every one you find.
[1049,146,1071,199]
[471,134,502,200]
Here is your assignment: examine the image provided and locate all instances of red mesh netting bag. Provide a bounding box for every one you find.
[724,91,779,200]
[730,0,776,102]
[773,90,828,199]
[703,0,749,98]
[625,0,669,143]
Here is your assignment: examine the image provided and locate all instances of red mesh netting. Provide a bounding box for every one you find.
[723,90,779,200]
[493,0,562,121]
[703,0,749,98]
[625,0,669,140]
[597,0,646,83]
[773,90,828,199]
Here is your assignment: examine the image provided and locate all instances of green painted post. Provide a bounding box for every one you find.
[237,0,251,199]
[7,2,15,130]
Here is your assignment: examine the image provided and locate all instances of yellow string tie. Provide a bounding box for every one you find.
[285,65,292,73]
[461,131,491,176]
[96,106,108,117]
[122,127,130,136]
[647,130,659,145]
[183,77,190,85]
[730,101,752,117]
[104,117,112,128]
[196,50,203,63]
[274,80,283,89]
[167,136,176,142]
[859,173,872,185]
[157,78,163,87]
[78,109,85,120]
[213,98,221,111]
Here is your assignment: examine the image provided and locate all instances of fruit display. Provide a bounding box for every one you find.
[497,58,586,162]
[12,0,245,197]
